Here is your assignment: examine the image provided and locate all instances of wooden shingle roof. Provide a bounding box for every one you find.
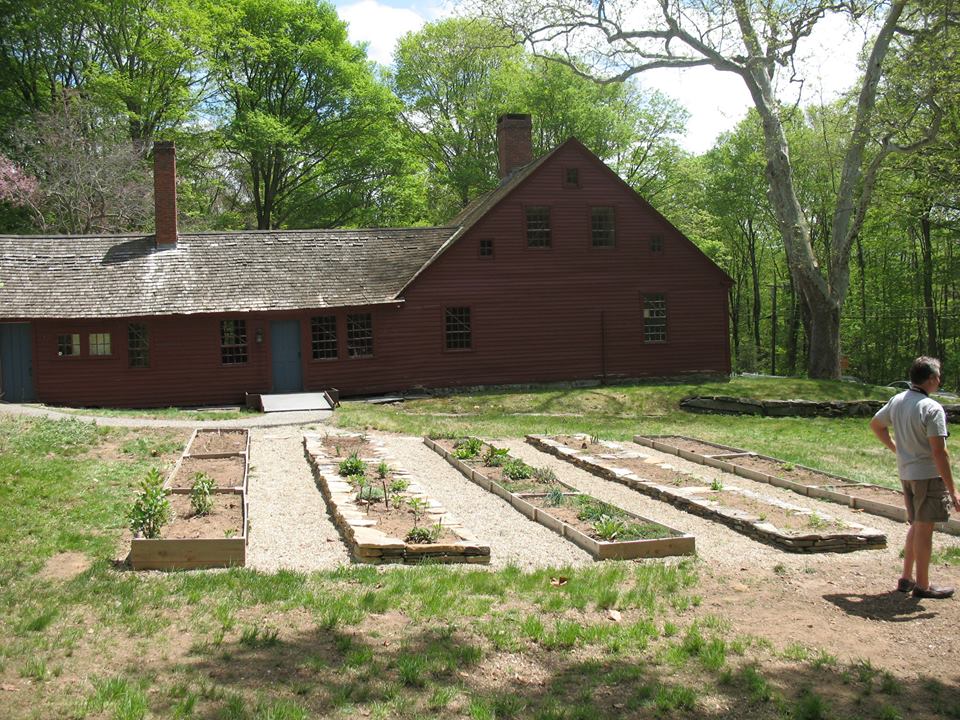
[0,227,455,319]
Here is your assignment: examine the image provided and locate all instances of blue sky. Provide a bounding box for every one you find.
[334,0,866,154]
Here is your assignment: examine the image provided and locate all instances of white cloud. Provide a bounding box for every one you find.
[336,0,450,65]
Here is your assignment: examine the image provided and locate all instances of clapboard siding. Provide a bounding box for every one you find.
[21,142,729,407]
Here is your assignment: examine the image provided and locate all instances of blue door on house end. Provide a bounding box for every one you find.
[270,320,303,393]
[0,323,35,402]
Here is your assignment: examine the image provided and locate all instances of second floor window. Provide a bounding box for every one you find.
[526,207,551,247]
[591,207,615,247]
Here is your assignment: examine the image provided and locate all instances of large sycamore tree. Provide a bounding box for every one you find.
[474,0,955,378]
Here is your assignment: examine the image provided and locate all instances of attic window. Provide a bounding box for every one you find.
[643,294,667,343]
[526,206,551,247]
[128,324,149,367]
[57,334,80,357]
[347,313,374,358]
[220,319,248,364]
[651,234,664,253]
[89,333,112,356]
[564,167,580,188]
[479,238,494,257]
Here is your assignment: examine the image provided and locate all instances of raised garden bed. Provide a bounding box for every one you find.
[186,429,249,457]
[303,432,490,565]
[528,434,886,553]
[424,436,694,560]
[129,491,247,570]
[634,434,960,535]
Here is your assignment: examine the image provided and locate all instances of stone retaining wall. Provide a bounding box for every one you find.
[680,396,960,423]
[303,433,490,565]
[527,435,886,553]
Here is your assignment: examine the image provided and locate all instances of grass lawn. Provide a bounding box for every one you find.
[2,379,958,719]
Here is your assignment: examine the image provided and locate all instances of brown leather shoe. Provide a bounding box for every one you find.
[912,585,955,599]
[896,578,916,593]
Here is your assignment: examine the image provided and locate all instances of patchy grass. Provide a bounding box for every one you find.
[335,377,901,487]
[54,405,259,421]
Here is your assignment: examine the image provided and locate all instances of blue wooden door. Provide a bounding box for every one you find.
[0,323,35,402]
[270,320,302,393]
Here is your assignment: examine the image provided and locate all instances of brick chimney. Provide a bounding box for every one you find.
[153,141,178,249]
[497,113,532,179]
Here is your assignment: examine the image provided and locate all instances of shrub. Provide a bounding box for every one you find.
[453,437,483,459]
[338,453,366,477]
[190,472,215,516]
[501,459,533,481]
[129,468,171,538]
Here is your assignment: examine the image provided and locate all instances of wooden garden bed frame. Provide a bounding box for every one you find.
[424,437,695,560]
[130,428,250,570]
[304,433,490,565]
[634,435,960,536]
[527,434,886,553]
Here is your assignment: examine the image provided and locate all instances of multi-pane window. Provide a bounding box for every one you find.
[643,294,667,343]
[89,333,111,356]
[591,207,615,247]
[311,315,338,360]
[526,207,551,247]
[479,238,494,257]
[220,319,248,364]
[651,234,664,253]
[564,167,579,187]
[128,323,149,367]
[57,334,80,357]
[445,307,472,350]
[346,313,373,358]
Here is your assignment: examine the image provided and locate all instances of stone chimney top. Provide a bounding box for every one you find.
[497,114,532,179]
[153,141,178,249]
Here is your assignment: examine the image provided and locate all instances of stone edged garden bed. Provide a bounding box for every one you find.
[129,490,247,570]
[635,434,960,536]
[424,437,694,560]
[303,433,490,565]
[528,435,886,553]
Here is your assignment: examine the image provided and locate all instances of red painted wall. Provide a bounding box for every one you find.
[25,142,730,407]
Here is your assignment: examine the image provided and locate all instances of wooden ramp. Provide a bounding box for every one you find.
[260,392,334,413]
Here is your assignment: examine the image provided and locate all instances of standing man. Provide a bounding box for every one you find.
[870,356,960,599]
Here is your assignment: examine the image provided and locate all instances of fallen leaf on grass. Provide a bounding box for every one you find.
[550,576,568,587]
[606,609,622,622]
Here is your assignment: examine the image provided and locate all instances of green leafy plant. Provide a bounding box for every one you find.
[190,472,215,517]
[407,496,428,525]
[593,515,627,541]
[389,478,410,493]
[391,494,407,511]
[502,459,533,481]
[453,437,483,459]
[224,529,236,539]
[710,479,724,492]
[807,512,828,529]
[405,524,440,544]
[376,461,390,479]
[338,453,366,477]
[781,462,795,472]
[544,488,566,507]
[129,468,171,539]
[532,466,557,484]
[483,445,510,467]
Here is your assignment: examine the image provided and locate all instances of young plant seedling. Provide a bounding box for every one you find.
[710,479,724,492]
[376,461,390,507]
[483,445,510,467]
[544,488,566,507]
[407,497,428,526]
[338,453,366,477]
[593,515,626,541]
[532,466,557,484]
[453,437,483,460]
[190,471,215,517]
[129,467,171,539]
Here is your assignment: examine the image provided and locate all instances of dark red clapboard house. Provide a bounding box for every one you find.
[0,115,732,408]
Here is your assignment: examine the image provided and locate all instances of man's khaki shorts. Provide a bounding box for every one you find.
[901,477,951,523]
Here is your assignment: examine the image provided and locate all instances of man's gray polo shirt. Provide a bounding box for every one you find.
[873,388,949,480]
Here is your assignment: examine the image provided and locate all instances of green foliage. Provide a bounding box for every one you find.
[592,515,627,541]
[501,458,533,481]
[531,466,557,484]
[710,478,724,492]
[128,468,171,539]
[482,445,510,467]
[407,497,428,525]
[338,453,366,477]
[453,437,483,459]
[189,472,215,517]
[389,478,410,494]
[404,523,441,544]
[376,461,390,479]
[544,488,566,507]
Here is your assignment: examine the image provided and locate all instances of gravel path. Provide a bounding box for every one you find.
[368,434,594,568]
[245,425,349,572]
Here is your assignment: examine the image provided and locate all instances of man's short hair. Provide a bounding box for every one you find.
[910,356,941,385]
